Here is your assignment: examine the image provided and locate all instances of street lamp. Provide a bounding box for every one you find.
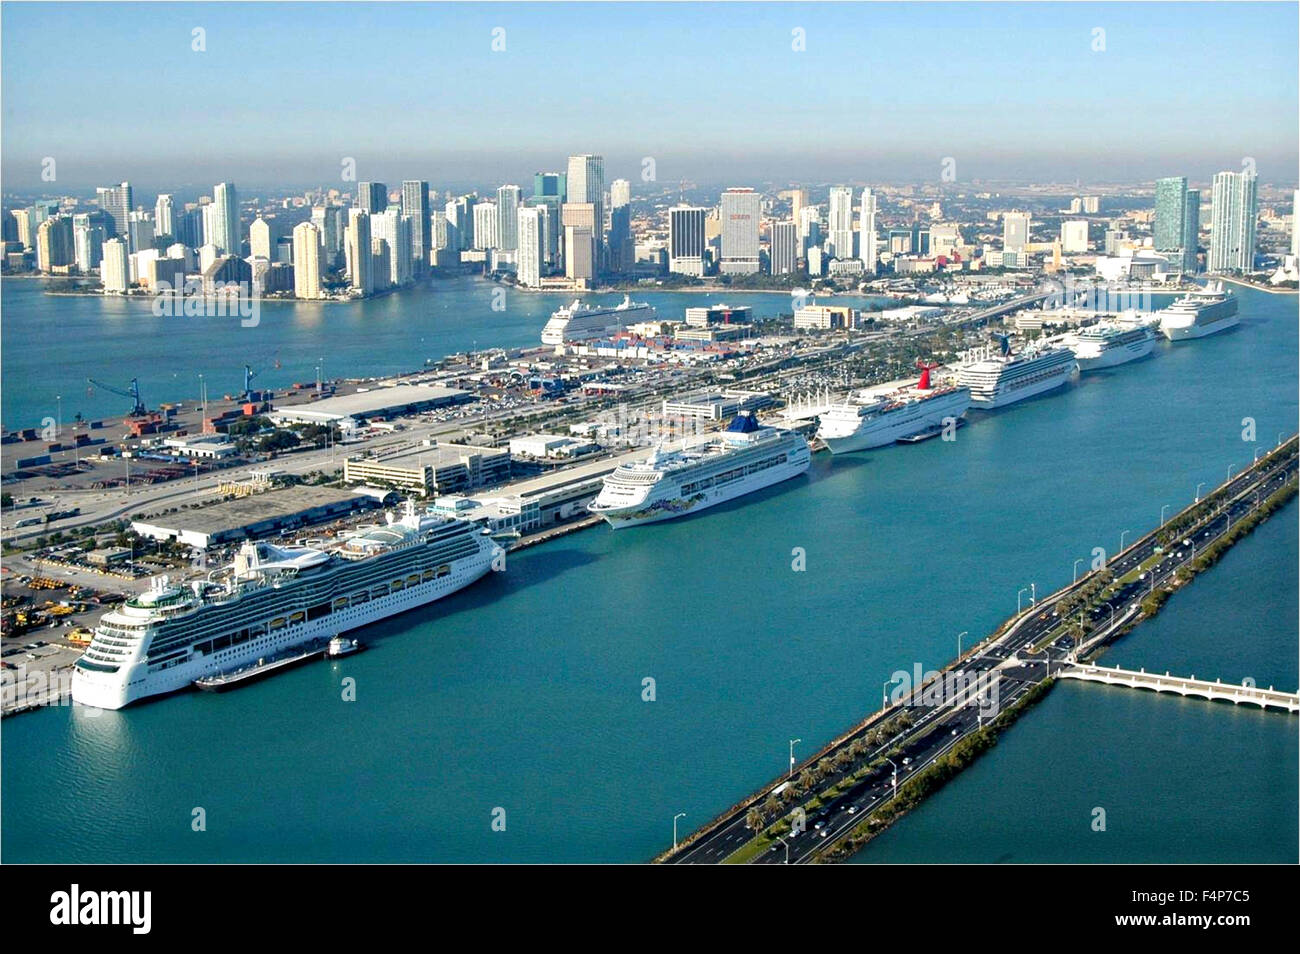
[1018,587,1029,614]
[1120,529,1131,552]
[1160,504,1170,526]
[882,679,894,710]
[1073,558,1084,583]
[957,630,968,659]
[884,757,898,796]
[777,835,790,865]
[1195,482,1205,503]
[788,738,801,779]
[673,812,686,850]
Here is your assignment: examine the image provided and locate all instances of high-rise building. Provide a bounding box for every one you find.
[312,206,344,270]
[607,178,632,273]
[566,155,604,264]
[372,209,412,286]
[719,188,761,275]
[669,205,707,277]
[858,188,878,272]
[1060,220,1089,254]
[1154,177,1189,251]
[496,184,521,252]
[36,216,75,271]
[1082,196,1101,214]
[534,171,566,201]
[358,182,387,214]
[154,194,175,238]
[564,226,595,284]
[828,186,855,259]
[1003,211,1031,251]
[473,201,499,250]
[1182,189,1201,272]
[127,211,155,255]
[345,208,373,295]
[249,217,273,260]
[1208,170,1258,273]
[517,206,543,288]
[401,180,431,276]
[529,197,561,268]
[73,213,107,272]
[371,237,392,292]
[292,221,323,299]
[770,220,798,275]
[211,182,240,256]
[798,205,821,254]
[175,206,204,248]
[96,182,132,240]
[101,237,130,292]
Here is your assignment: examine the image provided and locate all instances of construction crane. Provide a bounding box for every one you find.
[242,364,259,402]
[86,377,147,417]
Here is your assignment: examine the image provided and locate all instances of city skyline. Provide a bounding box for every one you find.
[2,2,1298,190]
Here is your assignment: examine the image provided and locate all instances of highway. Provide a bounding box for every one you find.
[663,440,1298,864]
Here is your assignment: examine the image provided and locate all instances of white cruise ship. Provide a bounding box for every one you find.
[1064,322,1159,371]
[1157,282,1239,340]
[541,295,657,345]
[589,414,810,527]
[71,502,503,710]
[956,338,1079,408]
[816,362,972,453]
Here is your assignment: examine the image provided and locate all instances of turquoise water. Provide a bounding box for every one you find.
[0,278,882,429]
[2,284,1296,862]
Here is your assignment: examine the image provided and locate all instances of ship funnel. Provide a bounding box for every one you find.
[915,359,941,390]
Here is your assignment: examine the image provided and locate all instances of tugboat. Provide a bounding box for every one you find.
[326,634,362,658]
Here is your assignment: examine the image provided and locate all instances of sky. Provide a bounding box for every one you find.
[2,1,1297,194]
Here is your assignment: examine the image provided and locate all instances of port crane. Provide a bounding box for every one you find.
[242,364,259,402]
[85,377,147,417]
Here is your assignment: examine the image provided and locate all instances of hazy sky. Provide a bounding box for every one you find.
[3,1,1297,193]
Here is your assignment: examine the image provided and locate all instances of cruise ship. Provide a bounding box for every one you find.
[816,361,973,453]
[588,414,810,527]
[1157,282,1239,340]
[956,337,1079,408]
[541,296,656,345]
[70,503,503,710]
[1064,322,1159,371]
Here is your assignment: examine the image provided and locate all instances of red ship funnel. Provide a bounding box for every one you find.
[916,359,941,390]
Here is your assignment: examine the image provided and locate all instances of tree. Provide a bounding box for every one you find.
[745,807,765,835]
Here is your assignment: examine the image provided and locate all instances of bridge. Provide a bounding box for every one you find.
[1057,663,1300,713]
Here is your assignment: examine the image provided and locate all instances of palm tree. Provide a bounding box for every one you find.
[746,807,765,835]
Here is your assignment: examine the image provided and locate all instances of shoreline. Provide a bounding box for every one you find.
[1216,274,1298,296]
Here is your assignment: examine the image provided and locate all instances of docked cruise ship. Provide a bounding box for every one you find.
[816,361,972,453]
[71,503,503,710]
[956,338,1079,408]
[1064,322,1159,371]
[1157,282,1239,340]
[541,296,656,345]
[589,414,810,527]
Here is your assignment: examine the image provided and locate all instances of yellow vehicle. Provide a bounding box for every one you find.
[67,628,93,646]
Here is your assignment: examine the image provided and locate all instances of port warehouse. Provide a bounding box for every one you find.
[342,440,512,496]
[130,486,387,549]
[661,389,775,421]
[265,383,472,428]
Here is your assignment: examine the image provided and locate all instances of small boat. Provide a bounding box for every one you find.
[194,645,324,691]
[326,635,362,658]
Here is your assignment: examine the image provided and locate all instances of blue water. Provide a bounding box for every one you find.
[2,283,1296,862]
[0,278,883,429]
[856,499,1298,864]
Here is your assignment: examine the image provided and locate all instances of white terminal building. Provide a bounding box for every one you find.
[266,384,471,432]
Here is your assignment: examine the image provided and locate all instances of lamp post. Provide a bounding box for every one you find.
[788,738,801,779]
[1120,529,1131,552]
[1195,482,1205,503]
[882,679,892,711]
[884,757,898,797]
[1160,504,1170,526]
[673,812,686,850]
[1073,558,1084,583]
[957,630,968,659]
[777,835,790,865]
[1018,587,1029,614]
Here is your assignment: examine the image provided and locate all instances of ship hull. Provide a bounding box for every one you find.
[71,552,497,710]
[968,364,1077,408]
[1073,334,1157,370]
[1161,314,1240,340]
[819,392,971,454]
[594,452,810,528]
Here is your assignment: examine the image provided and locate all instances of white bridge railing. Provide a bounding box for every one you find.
[1058,664,1299,713]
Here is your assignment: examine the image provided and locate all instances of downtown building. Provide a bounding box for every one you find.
[1154,176,1200,273]
[719,188,761,275]
[669,205,707,277]
[858,188,878,273]
[770,220,798,275]
[402,180,431,275]
[827,186,855,260]
[292,221,323,298]
[1208,170,1258,273]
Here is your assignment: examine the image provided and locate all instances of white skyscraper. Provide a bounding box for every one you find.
[517,207,543,288]
[828,186,855,259]
[496,185,521,252]
[719,188,761,275]
[770,220,798,275]
[1060,220,1089,253]
[154,194,175,238]
[1003,211,1031,251]
[1208,170,1258,273]
[372,209,412,285]
[345,208,373,295]
[292,221,323,299]
[858,188,878,272]
[211,182,240,255]
[473,201,499,250]
[249,217,272,260]
[101,237,130,293]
